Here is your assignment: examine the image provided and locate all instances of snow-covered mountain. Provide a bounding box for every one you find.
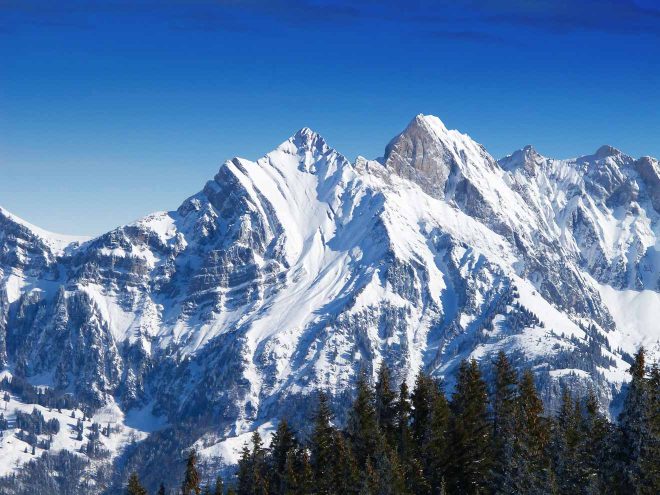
[0,114,658,478]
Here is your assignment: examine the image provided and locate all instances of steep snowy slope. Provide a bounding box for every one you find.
[0,115,657,479]
[499,144,659,291]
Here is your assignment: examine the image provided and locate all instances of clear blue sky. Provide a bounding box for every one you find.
[1,1,659,236]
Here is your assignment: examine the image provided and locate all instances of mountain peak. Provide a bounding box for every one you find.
[289,127,328,153]
[594,144,621,159]
[411,113,449,133]
[294,126,318,140]
[383,114,455,198]
[498,145,544,175]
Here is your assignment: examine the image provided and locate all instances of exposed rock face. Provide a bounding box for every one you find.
[634,156,660,212]
[0,115,658,471]
[385,115,456,199]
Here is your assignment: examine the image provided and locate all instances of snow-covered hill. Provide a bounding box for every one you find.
[0,114,658,478]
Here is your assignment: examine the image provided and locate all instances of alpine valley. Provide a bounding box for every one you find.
[0,115,658,491]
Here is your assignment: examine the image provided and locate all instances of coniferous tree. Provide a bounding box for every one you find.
[643,362,660,494]
[347,371,405,493]
[347,371,382,468]
[446,359,493,495]
[617,348,650,494]
[580,390,610,494]
[237,444,253,495]
[613,348,660,495]
[395,381,427,494]
[331,432,360,494]
[425,383,449,492]
[279,448,303,495]
[127,472,148,495]
[517,370,553,494]
[213,476,223,495]
[294,448,314,495]
[237,431,269,495]
[394,381,413,457]
[372,442,407,495]
[491,352,519,494]
[268,420,298,495]
[410,372,435,450]
[411,371,442,494]
[310,392,337,494]
[181,449,202,495]
[157,482,166,495]
[358,458,378,495]
[375,362,397,449]
[553,389,584,495]
[252,431,269,495]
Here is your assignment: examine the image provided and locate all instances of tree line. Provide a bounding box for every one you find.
[127,348,659,495]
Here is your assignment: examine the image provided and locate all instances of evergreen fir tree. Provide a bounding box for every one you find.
[294,447,314,495]
[642,362,660,494]
[446,359,493,495]
[375,362,397,448]
[410,372,435,449]
[517,370,552,494]
[237,432,269,495]
[213,476,223,495]
[410,371,443,493]
[395,381,428,494]
[181,449,202,495]
[491,352,524,494]
[268,420,298,495]
[394,381,413,458]
[618,347,650,494]
[580,390,610,494]
[330,432,360,494]
[281,449,299,495]
[358,458,378,495]
[127,472,147,495]
[157,482,166,495]
[310,392,337,495]
[237,444,253,495]
[347,371,382,468]
[100,351,660,495]
[251,431,269,495]
[492,352,518,485]
[372,443,407,495]
[553,388,585,495]
[439,477,447,495]
[425,384,449,492]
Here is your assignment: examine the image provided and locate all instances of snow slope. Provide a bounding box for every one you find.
[0,392,162,478]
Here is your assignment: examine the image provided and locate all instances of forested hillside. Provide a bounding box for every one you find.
[117,349,658,495]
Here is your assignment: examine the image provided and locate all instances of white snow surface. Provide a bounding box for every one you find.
[0,206,89,253]
[0,391,165,477]
[596,283,660,359]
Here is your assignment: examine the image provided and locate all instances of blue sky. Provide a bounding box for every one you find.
[1,0,659,236]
